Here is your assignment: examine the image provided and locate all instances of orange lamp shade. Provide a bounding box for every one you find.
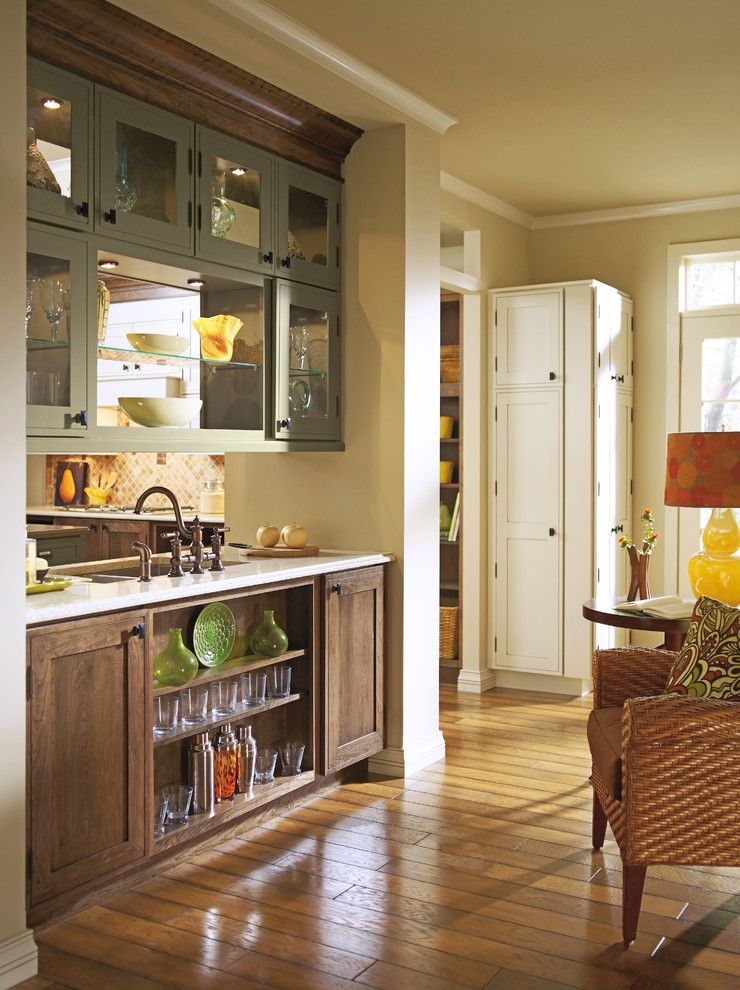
[664,432,740,508]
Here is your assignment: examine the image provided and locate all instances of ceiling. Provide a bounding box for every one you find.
[261,0,740,216]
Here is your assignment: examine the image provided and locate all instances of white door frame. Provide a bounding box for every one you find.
[665,236,740,591]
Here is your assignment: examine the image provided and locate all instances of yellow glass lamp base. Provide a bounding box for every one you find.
[687,507,740,606]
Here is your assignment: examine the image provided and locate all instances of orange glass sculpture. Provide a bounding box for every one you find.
[664,432,740,605]
[192,314,243,362]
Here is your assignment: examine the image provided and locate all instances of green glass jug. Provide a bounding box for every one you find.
[153,627,199,686]
[249,610,289,658]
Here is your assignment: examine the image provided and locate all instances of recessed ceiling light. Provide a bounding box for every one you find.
[98,259,119,270]
[42,97,62,110]
[230,166,246,176]
[187,278,205,288]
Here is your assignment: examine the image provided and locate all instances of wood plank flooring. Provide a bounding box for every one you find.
[19,686,740,990]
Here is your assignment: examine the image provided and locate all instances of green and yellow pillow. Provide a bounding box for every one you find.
[665,596,740,699]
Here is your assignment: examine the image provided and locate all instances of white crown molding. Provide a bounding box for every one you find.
[441,171,534,228]
[532,192,740,229]
[207,0,458,134]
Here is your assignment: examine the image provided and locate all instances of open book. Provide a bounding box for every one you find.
[614,595,695,620]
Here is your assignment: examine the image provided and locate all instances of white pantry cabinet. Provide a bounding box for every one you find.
[489,281,633,683]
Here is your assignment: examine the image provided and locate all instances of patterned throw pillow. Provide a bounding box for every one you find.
[664,596,740,699]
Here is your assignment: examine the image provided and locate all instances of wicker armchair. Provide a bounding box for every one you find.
[588,647,740,945]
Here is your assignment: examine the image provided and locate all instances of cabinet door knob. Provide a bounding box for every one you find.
[103,208,117,224]
[277,418,291,430]
[280,256,291,269]
[548,527,556,536]
[76,200,89,218]
[263,251,273,264]
[331,582,342,595]
[101,523,109,532]
[549,372,557,381]
[71,409,88,427]
[610,524,624,534]
[132,623,145,640]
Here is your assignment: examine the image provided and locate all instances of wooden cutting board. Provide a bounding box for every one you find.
[242,545,320,558]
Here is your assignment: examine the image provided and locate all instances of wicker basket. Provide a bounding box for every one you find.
[440,344,460,383]
[439,605,459,660]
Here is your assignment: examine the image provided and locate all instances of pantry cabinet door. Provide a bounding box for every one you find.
[495,291,563,386]
[495,390,562,672]
[28,615,147,905]
[323,566,384,773]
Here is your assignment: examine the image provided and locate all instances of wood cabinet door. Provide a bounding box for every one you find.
[495,290,563,387]
[495,389,562,673]
[323,566,384,773]
[101,519,150,560]
[28,614,147,904]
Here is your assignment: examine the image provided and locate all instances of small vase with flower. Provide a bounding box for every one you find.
[617,508,659,601]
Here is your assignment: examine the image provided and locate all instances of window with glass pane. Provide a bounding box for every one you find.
[116,122,177,224]
[27,86,72,199]
[210,155,261,246]
[288,187,328,267]
[26,252,71,408]
[289,304,328,420]
[686,258,740,309]
[701,337,740,431]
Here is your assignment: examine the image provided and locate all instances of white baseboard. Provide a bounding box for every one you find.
[0,930,37,990]
[369,730,446,777]
[457,667,497,693]
[494,670,592,696]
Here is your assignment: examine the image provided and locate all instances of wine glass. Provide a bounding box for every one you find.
[290,323,311,371]
[25,278,39,338]
[41,279,65,342]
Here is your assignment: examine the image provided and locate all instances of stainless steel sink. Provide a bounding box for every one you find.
[84,558,245,582]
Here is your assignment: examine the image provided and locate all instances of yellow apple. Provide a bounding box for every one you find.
[256,523,280,547]
[281,523,308,548]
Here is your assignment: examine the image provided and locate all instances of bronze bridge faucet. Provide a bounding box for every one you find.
[131,486,229,581]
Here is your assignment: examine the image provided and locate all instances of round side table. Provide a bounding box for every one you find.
[582,597,692,652]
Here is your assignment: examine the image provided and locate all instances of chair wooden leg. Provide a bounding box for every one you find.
[592,790,607,850]
[622,863,647,946]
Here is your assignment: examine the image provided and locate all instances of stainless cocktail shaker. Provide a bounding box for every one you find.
[188,731,214,814]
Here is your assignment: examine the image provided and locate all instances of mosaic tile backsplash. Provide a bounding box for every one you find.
[45,453,224,510]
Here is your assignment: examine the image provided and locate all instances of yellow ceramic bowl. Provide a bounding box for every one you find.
[118,396,203,428]
[440,461,455,484]
[440,416,454,439]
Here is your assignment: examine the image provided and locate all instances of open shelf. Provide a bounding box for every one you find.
[440,382,460,397]
[97,344,259,369]
[440,482,460,490]
[440,539,460,547]
[154,648,306,697]
[154,769,316,852]
[153,691,301,748]
[440,580,459,592]
[27,336,70,351]
[440,437,459,444]
[288,368,327,378]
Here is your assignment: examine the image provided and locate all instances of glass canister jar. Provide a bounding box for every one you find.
[200,480,225,515]
[25,533,37,587]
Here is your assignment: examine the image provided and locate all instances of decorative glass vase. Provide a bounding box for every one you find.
[153,627,199,686]
[249,610,289,658]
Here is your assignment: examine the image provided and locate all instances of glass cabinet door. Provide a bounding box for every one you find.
[196,127,274,272]
[94,250,267,442]
[97,89,194,253]
[275,280,339,441]
[277,161,340,290]
[27,60,91,229]
[27,225,88,433]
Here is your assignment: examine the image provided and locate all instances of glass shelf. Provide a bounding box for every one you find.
[97,345,260,370]
[288,367,327,378]
[27,336,70,352]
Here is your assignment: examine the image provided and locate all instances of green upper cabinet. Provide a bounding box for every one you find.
[276,161,340,290]
[196,127,274,273]
[96,89,194,254]
[26,223,88,434]
[275,280,340,442]
[27,60,92,230]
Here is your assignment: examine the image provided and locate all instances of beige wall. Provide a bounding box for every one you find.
[441,191,531,289]
[1,0,36,982]
[531,208,740,594]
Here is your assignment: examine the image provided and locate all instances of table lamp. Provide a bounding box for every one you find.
[664,432,740,605]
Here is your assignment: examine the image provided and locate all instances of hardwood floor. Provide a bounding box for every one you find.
[19,686,740,990]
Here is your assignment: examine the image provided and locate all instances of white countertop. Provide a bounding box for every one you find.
[27,505,224,524]
[26,549,391,627]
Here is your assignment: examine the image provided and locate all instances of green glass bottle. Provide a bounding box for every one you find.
[153,627,199,686]
[249,610,289,658]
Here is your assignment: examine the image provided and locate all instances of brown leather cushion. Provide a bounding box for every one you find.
[587,706,623,800]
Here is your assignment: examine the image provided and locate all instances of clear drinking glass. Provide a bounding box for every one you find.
[25,278,39,338]
[240,670,267,707]
[210,679,237,717]
[162,784,193,824]
[153,694,179,736]
[41,278,65,342]
[254,747,278,784]
[278,740,305,777]
[267,664,291,699]
[154,795,169,837]
[180,685,209,725]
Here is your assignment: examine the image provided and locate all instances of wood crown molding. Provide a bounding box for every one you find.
[208,0,458,135]
[27,0,363,178]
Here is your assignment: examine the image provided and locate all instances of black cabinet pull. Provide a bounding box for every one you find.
[133,622,145,640]
[611,373,625,383]
[331,582,342,595]
[103,208,116,224]
[280,256,291,269]
[263,251,273,264]
[197,203,202,230]
[276,418,291,430]
[71,409,88,427]
[549,372,556,381]
[548,527,556,536]
[76,201,89,218]
[610,524,624,534]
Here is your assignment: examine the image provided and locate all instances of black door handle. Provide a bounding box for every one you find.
[76,201,89,218]
[263,251,273,264]
[331,582,342,595]
[280,256,291,269]
[548,527,556,536]
[103,208,117,224]
[549,372,556,381]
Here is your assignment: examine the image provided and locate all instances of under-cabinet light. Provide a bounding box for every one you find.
[42,98,62,110]
[98,259,119,270]
[230,167,246,175]
[187,278,205,288]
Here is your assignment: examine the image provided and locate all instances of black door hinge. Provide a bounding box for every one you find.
[188,148,193,174]
[27,849,32,878]
[197,150,202,177]
[494,563,498,578]
[336,395,340,416]
[26,667,33,700]
[133,623,145,640]
[495,406,498,422]
[494,636,497,651]
[494,310,498,326]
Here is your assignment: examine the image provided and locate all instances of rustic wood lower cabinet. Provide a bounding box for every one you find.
[25,565,385,923]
